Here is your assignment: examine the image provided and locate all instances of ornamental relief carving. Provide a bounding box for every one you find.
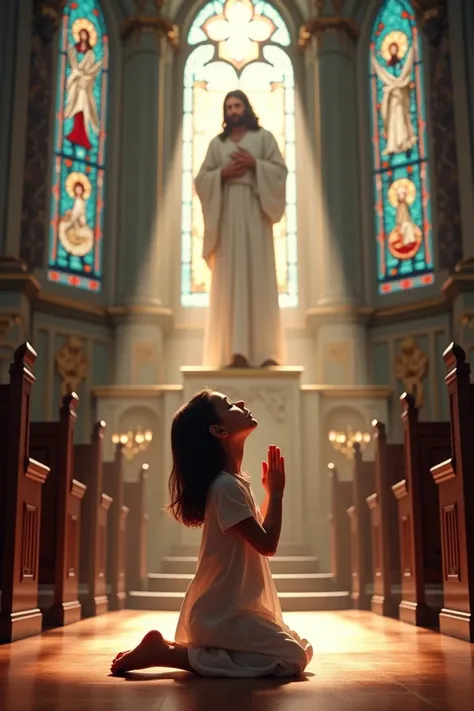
[55,336,88,397]
[224,387,288,424]
[394,337,428,409]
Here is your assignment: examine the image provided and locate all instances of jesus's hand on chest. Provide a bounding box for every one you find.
[230,146,256,172]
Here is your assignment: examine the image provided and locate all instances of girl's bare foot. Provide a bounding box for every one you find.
[111,635,186,666]
[110,630,168,675]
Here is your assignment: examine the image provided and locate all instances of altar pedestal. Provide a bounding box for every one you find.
[179,366,306,551]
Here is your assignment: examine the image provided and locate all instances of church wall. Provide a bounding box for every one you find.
[368,312,451,440]
[460,0,474,184]
[0,0,18,253]
[30,310,112,442]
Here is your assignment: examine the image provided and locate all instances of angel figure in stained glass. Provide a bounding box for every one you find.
[64,18,102,151]
[387,178,422,260]
[372,31,417,155]
[58,172,94,257]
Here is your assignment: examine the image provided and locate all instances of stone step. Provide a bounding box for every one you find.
[127,589,351,613]
[168,544,312,557]
[161,556,319,575]
[147,572,336,594]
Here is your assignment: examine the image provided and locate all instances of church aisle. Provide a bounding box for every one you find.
[0,610,473,711]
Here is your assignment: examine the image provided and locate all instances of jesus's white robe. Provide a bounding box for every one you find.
[195,128,287,368]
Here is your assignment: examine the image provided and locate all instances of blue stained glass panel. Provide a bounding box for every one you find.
[369,0,434,294]
[48,0,108,292]
[182,1,298,307]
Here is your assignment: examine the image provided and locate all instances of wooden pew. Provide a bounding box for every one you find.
[0,343,50,642]
[366,421,403,617]
[29,393,87,628]
[392,393,450,628]
[430,343,474,642]
[103,444,129,610]
[124,462,149,592]
[347,444,374,610]
[75,422,112,618]
[327,462,352,591]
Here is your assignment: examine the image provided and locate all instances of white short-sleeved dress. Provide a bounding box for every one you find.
[174,472,313,677]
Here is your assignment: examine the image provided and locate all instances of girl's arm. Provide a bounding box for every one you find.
[234,494,283,557]
[260,493,270,519]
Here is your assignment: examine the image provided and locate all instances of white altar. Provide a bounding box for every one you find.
[93,369,391,573]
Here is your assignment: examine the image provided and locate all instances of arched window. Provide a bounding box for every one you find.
[48,0,109,292]
[181,0,297,307]
[370,0,434,295]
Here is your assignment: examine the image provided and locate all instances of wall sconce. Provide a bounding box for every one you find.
[112,427,153,461]
[328,426,371,460]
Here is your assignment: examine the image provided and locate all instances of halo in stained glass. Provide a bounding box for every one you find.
[369,0,434,295]
[48,0,108,292]
[182,0,298,307]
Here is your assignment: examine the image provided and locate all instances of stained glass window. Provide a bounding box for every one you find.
[48,0,108,292]
[182,0,297,307]
[370,0,434,295]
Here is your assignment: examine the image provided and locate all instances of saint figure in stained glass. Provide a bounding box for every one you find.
[369,0,434,295]
[371,37,417,155]
[48,0,108,293]
[181,0,297,308]
[64,18,102,151]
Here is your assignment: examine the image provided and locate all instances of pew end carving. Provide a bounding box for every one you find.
[366,419,403,618]
[30,392,87,628]
[347,444,374,610]
[103,443,129,611]
[393,392,448,628]
[0,343,50,643]
[430,342,474,642]
[124,462,149,593]
[75,421,111,618]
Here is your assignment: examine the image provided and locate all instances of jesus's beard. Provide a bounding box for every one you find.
[226,114,246,127]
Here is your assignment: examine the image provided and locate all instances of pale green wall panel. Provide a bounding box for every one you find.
[372,342,390,385]
[31,329,49,422]
[30,311,111,442]
[91,340,111,385]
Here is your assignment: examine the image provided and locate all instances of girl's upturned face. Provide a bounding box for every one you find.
[210,391,258,437]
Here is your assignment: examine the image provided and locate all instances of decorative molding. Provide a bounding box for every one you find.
[298,1,358,48]
[92,385,182,398]
[0,258,41,301]
[394,337,428,409]
[55,336,89,397]
[301,385,392,398]
[180,366,304,379]
[372,296,448,324]
[108,305,173,317]
[442,258,474,300]
[121,0,179,48]
[35,291,107,318]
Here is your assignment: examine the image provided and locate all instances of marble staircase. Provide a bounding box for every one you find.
[127,546,351,612]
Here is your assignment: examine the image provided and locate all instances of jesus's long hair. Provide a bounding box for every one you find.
[219,90,260,141]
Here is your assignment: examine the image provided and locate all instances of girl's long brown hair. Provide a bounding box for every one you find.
[167,389,227,527]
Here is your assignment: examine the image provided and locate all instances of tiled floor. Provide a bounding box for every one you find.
[1,610,473,710]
